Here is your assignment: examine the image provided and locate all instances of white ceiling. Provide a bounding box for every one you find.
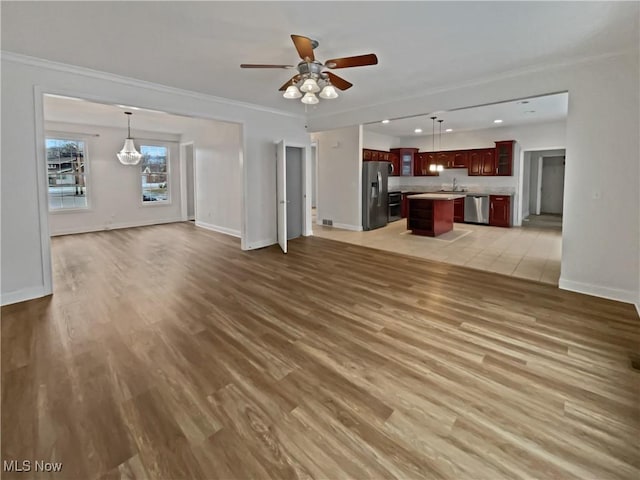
[3,2,638,117]
[364,92,568,137]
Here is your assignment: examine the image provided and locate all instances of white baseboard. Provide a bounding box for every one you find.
[51,217,184,236]
[195,221,241,238]
[1,285,50,306]
[243,238,276,250]
[559,277,638,306]
[332,222,363,232]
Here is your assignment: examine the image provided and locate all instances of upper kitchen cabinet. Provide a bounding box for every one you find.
[451,151,468,168]
[481,148,495,175]
[389,151,400,176]
[414,152,439,176]
[391,148,418,176]
[436,151,455,169]
[469,148,497,176]
[362,149,391,162]
[495,140,514,176]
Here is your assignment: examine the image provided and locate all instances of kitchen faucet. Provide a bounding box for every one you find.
[452,177,458,192]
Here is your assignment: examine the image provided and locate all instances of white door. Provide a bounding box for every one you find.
[276,140,287,253]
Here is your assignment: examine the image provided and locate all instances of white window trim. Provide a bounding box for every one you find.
[45,132,93,213]
[140,141,172,206]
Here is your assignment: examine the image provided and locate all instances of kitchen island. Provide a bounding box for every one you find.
[407,193,466,236]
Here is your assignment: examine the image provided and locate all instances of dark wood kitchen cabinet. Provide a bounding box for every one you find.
[436,151,455,169]
[390,148,418,176]
[414,152,439,176]
[453,197,465,222]
[495,140,514,176]
[481,149,496,175]
[401,193,409,218]
[389,151,400,176]
[489,195,511,227]
[451,151,468,168]
[469,148,496,176]
[468,150,482,175]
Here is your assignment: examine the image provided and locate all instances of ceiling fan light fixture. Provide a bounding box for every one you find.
[319,85,338,99]
[300,78,320,93]
[301,92,319,105]
[283,85,302,99]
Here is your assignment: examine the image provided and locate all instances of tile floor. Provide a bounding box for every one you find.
[312,216,562,284]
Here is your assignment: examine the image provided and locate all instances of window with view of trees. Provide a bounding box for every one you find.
[46,137,88,210]
[141,145,169,203]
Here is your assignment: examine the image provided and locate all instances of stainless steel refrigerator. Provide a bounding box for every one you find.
[362,161,389,230]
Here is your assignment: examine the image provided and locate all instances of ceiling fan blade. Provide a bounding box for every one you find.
[240,64,295,69]
[278,75,301,91]
[291,34,315,61]
[326,72,353,90]
[325,54,378,69]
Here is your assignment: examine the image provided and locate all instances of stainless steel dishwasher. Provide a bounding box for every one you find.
[464,194,490,224]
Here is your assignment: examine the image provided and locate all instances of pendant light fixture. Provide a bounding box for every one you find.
[117,112,142,166]
[429,116,438,172]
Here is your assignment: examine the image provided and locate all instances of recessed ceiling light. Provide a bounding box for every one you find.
[414,128,423,133]
[493,119,503,124]
[381,119,390,124]
[445,128,453,132]
[116,104,141,110]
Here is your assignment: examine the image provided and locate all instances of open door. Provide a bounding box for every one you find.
[276,140,287,253]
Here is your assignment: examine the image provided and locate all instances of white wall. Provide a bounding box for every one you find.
[311,126,362,230]
[181,120,242,237]
[1,54,309,305]
[46,122,182,235]
[309,51,639,306]
[362,130,401,151]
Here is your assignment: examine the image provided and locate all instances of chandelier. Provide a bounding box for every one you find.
[117,111,142,166]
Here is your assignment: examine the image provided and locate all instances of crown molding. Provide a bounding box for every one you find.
[308,48,637,125]
[1,51,305,120]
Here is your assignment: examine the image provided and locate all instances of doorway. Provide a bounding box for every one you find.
[286,146,304,240]
[521,148,565,231]
[540,156,565,214]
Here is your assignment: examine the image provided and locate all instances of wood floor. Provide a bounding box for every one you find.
[2,222,639,479]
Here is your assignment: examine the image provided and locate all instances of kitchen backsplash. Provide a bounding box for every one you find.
[388,168,517,194]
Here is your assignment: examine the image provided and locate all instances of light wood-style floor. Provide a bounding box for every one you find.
[2,222,639,479]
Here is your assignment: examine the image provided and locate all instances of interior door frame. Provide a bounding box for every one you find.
[287,142,312,237]
[276,140,287,253]
[179,141,196,221]
[517,145,566,226]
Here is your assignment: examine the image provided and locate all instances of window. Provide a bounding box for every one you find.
[140,145,169,203]
[46,137,88,210]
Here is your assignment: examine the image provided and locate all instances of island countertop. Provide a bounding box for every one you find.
[408,193,466,201]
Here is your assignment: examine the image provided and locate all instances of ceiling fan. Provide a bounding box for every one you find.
[241,34,378,104]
